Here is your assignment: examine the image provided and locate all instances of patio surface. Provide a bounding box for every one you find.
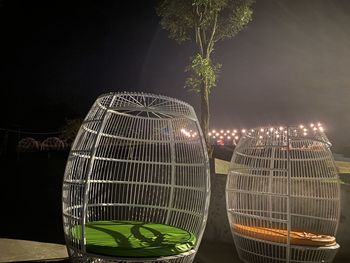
[1,238,348,263]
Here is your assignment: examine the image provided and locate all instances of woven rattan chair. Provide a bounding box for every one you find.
[226,125,340,263]
[62,92,210,262]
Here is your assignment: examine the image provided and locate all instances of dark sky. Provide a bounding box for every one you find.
[1,0,350,147]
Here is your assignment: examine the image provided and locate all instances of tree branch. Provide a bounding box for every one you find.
[195,4,204,55]
[206,13,218,57]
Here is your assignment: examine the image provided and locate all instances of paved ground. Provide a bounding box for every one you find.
[0,238,68,262]
[1,238,348,263]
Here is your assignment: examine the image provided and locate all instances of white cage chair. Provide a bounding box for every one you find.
[62,92,210,262]
[226,125,340,263]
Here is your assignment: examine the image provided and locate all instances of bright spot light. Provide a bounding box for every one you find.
[220,130,224,133]
[235,136,239,140]
[279,126,284,130]
[317,123,322,127]
[299,125,304,129]
[259,135,263,139]
[233,129,237,133]
[216,133,220,136]
[227,136,231,139]
[319,127,324,132]
[313,127,317,131]
[310,123,314,127]
[270,127,274,131]
[220,136,223,139]
[260,128,264,132]
[303,132,307,136]
[242,129,246,133]
[303,128,307,132]
[212,130,216,133]
[226,130,230,133]
[208,132,212,136]
[276,134,280,138]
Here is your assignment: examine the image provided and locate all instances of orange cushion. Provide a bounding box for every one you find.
[233,224,336,247]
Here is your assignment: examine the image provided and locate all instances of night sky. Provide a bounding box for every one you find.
[1,0,350,147]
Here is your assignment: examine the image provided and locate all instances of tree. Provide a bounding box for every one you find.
[59,118,83,145]
[156,0,254,151]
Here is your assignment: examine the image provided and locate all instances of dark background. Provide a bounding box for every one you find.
[1,0,350,149]
[0,0,349,258]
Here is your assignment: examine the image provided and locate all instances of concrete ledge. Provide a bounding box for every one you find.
[0,239,68,262]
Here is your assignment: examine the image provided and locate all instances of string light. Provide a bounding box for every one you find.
[180,122,325,145]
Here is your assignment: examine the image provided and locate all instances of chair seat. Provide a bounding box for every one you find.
[72,220,196,258]
[233,223,336,247]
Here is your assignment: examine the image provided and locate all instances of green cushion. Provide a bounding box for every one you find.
[72,220,196,258]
